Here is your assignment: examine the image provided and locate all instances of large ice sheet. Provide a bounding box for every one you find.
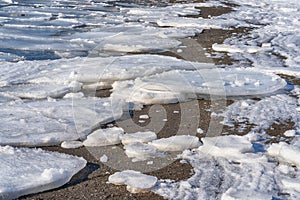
[0,82,81,99]
[0,145,86,200]
[0,97,122,146]
[112,69,287,104]
[1,55,214,90]
[71,54,214,87]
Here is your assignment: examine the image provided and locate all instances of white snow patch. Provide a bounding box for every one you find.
[284,130,296,137]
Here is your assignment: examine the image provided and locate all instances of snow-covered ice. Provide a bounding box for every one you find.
[108,170,157,193]
[0,145,86,200]
[112,68,286,104]
[83,127,124,147]
[149,135,201,152]
[120,131,157,145]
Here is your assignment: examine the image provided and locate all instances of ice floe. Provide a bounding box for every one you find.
[108,170,157,193]
[112,69,287,104]
[83,127,124,147]
[0,97,122,146]
[0,145,86,200]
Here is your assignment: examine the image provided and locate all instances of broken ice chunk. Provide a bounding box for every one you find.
[61,141,83,149]
[108,170,157,193]
[149,135,201,152]
[124,142,163,161]
[83,127,124,147]
[120,131,157,145]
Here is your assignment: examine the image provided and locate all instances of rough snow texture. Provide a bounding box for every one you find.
[83,127,124,147]
[0,146,86,200]
[153,135,300,200]
[213,0,300,74]
[108,170,157,193]
[221,94,300,132]
[112,69,286,104]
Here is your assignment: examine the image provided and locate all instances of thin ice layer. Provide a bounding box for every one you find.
[112,69,286,104]
[0,145,86,200]
[0,97,122,146]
